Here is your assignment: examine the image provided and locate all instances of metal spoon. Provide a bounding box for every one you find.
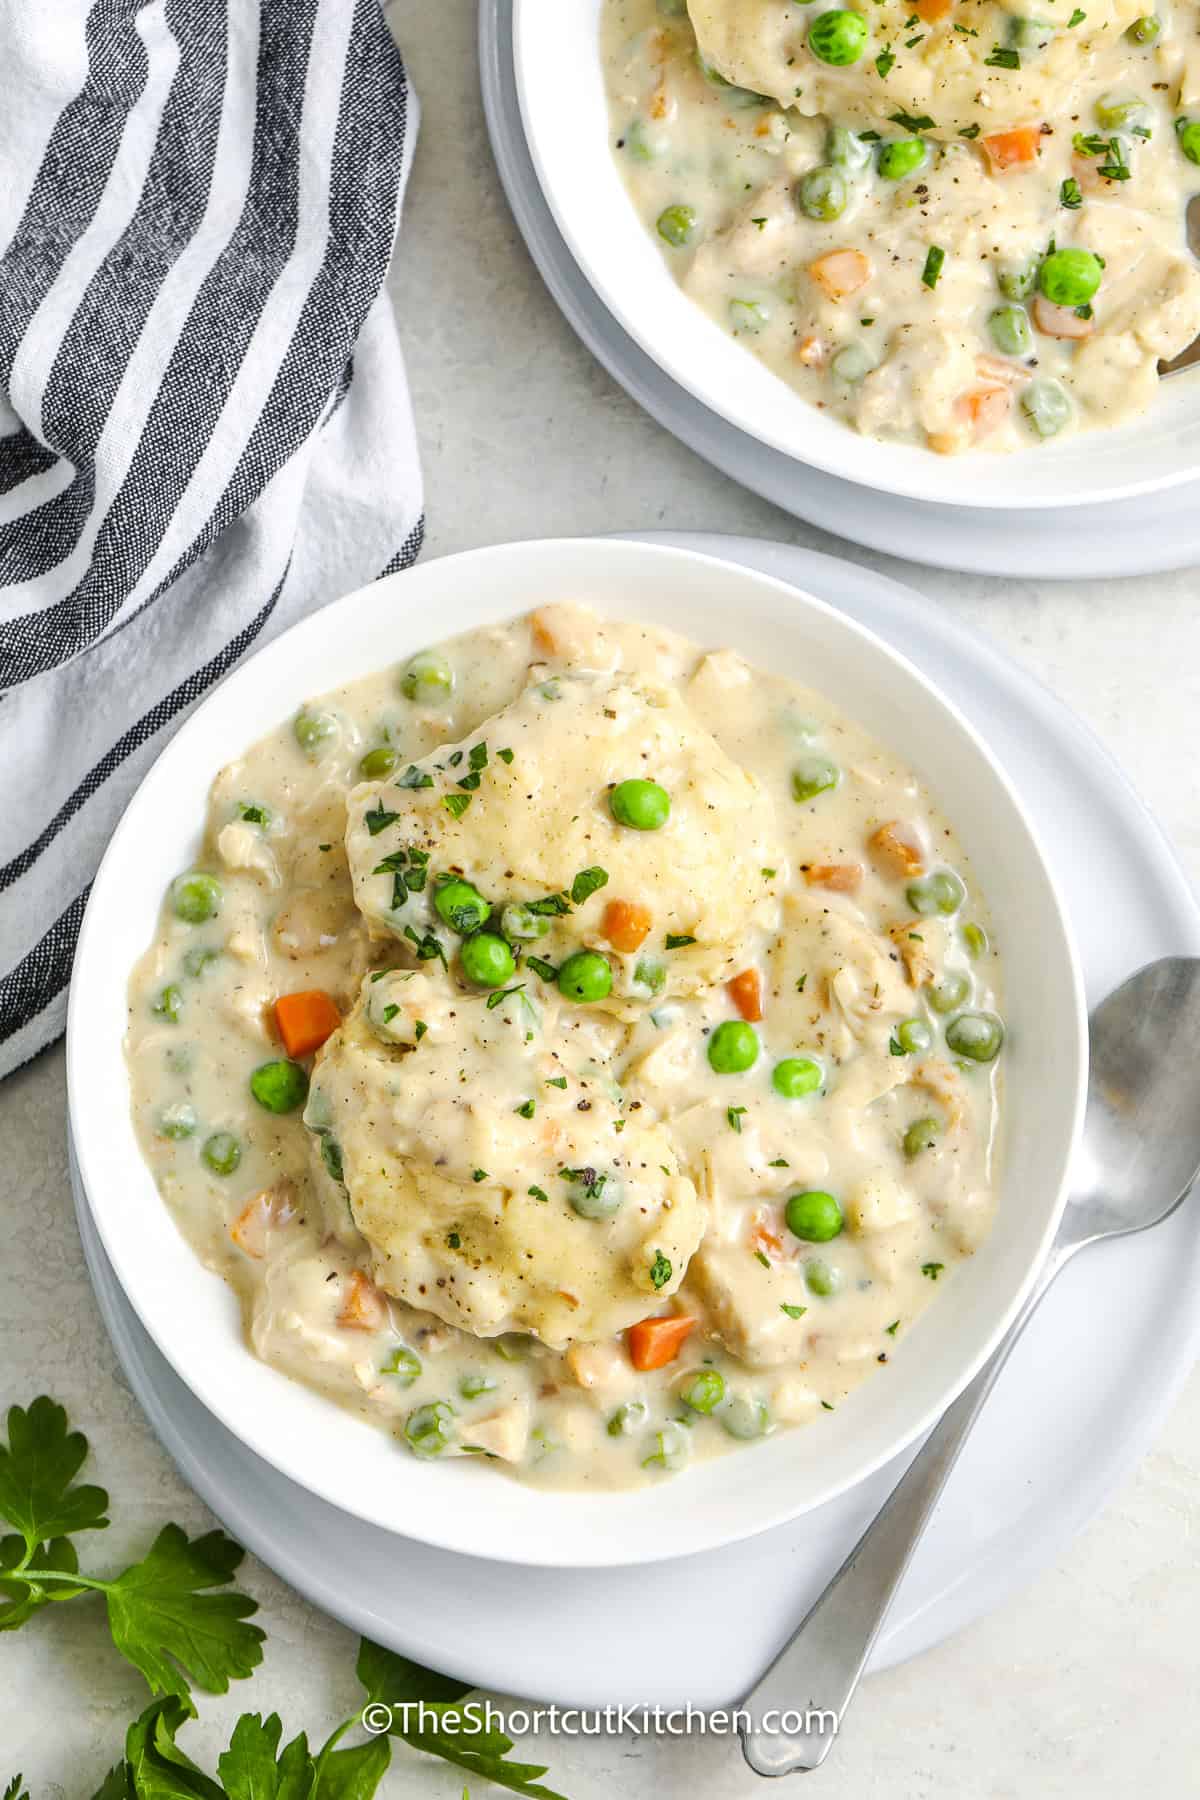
[740,956,1200,1777]
[1159,195,1200,376]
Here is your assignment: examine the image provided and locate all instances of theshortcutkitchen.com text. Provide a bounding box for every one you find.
[360,1701,839,1739]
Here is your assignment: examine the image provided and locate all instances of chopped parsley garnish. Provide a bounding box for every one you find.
[515,1098,536,1119]
[381,1004,400,1023]
[1068,6,1086,21]
[527,955,560,982]
[397,763,434,789]
[889,1035,904,1056]
[958,122,981,139]
[984,44,1020,66]
[649,1251,673,1290]
[546,1075,568,1089]
[457,741,490,791]
[875,45,895,76]
[665,933,697,949]
[527,891,572,916]
[403,924,447,968]
[486,982,526,1010]
[889,108,935,131]
[768,1157,790,1168]
[497,747,515,764]
[414,1020,427,1040]
[1060,176,1083,209]
[921,245,946,289]
[570,865,609,906]
[447,1231,462,1249]
[886,1319,900,1336]
[561,1166,610,1202]
[364,801,399,836]
[751,216,767,228]
[781,1303,807,1320]
[754,1250,771,1269]
[236,802,269,825]
[727,1105,747,1133]
[859,130,882,141]
[1098,138,1130,180]
[921,1261,945,1280]
[442,792,472,819]
[761,867,777,878]
[472,1169,489,1182]
[528,1185,549,1203]
[796,973,807,992]
[821,1400,835,1411]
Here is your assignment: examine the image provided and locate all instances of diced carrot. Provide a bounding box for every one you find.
[808,249,871,302]
[981,126,1042,173]
[751,1218,785,1260]
[530,608,562,656]
[602,898,653,953]
[628,1314,696,1372]
[230,1183,295,1259]
[796,334,825,368]
[805,863,863,894]
[957,385,1012,437]
[868,822,924,879]
[915,0,953,17]
[1033,295,1095,339]
[338,1270,386,1332]
[728,967,764,1022]
[274,989,340,1058]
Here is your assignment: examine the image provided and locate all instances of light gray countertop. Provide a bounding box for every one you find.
[3,4,1198,1793]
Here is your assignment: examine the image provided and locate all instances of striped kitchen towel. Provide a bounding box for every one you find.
[0,0,422,1078]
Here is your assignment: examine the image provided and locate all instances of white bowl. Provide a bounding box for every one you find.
[514,0,1200,511]
[67,538,1087,1566]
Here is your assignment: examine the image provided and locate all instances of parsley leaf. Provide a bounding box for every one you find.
[497,747,515,764]
[515,1099,536,1120]
[726,1105,747,1134]
[921,245,945,288]
[486,983,526,1011]
[781,1303,807,1320]
[526,956,560,983]
[0,1397,109,1562]
[528,1185,549,1203]
[665,933,696,949]
[984,44,1020,66]
[570,866,608,906]
[875,45,895,75]
[959,122,981,139]
[364,803,398,837]
[649,1251,673,1291]
[1060,176,1083,208]
[442,793,471,820]
[104,1524,265,1697]
[396,764,433,789]
[889,108,935,131]
[922,1261,945,1279]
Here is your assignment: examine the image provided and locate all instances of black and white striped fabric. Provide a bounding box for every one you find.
[0,0,422,1077]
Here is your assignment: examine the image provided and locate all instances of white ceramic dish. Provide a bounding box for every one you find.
[513,0,1200,511]
[66,537,1087,1568]
[68,537,1199,1710]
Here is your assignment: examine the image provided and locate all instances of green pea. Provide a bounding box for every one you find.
[894,1017,932,1055]
[657,203,697,247]
[153,984,183,1023]
[1039,248,1102,307]
[831,344,875,384]
[381,1346,422,1386]
[399,650,453,703]
[809,9,869,65]
[359,745,397,780]
[798,165,848,221]
[460,1373,498,1400]
[157,1102,197,1140]
[1126,14,1160,41]
[772,1056,822,1099]
[249,1059,309,1115]
[434,877,490,935]
[721,1396,771,1440]
[1022,377,1072,439]
[929,971,971,1015]
[997,257,1039,302]
[878,138,926,181]
[565,1171,622,1221]
[945,1011,1005,1062]
[786,1190,844,1243]
[791,755,839,803]
[557,949,613,1004]
[404,1400,456,1459]
[904,1115,942,1158]
[729,298,770,333]
[1176,117,1200,165]
[989,305,1033,358]
[460,932,516,989]
[642,1422,691,1472]
[172,872,222,924]
[1095,92,1146,129]
[681,1368,726,1415]
[804,1257,843,1298]
[202,1131,241,1176]
[827,124,871,171]
[500,902,550,942]
[707,1019,759,1074]
[182,945,219,978]
[1009,16,1055,49]
[610,778,671,831]
[292,709,337,758]
[634,958,666,996]
[906,870,965,916]
[624,119,665,162]
[962,922,988,959]
[607,1399,648,1437]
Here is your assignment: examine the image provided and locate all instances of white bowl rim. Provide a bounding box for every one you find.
[512,0,1200,512]
[67,536,1088,1567]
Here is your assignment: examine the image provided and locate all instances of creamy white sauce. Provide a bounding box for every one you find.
[602,0,1200,452]
[125,604,1004,1491]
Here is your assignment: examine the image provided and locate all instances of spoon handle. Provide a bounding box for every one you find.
[739,1251,1066,1776]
